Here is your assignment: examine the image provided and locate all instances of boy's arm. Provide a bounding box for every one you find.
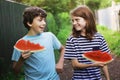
[56,45,65,73]
[13,56,24,75]
[102,65,110,80]
[13,51,31,75]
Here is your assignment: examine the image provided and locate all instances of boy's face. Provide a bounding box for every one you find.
[28,16,46,34]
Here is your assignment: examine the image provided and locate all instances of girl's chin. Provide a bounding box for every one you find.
[75,28,82,31]
[76,29,81,32]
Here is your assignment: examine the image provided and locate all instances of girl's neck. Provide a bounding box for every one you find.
[80,29,86,36]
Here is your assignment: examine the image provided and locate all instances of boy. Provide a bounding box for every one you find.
[12,6,64,80]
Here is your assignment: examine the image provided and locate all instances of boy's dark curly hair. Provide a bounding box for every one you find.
[23,6,47,30]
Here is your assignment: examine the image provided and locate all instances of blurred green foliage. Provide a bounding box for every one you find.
[46,12,59,34]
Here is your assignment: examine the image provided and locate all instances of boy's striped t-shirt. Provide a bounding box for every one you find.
[64,33,110,80]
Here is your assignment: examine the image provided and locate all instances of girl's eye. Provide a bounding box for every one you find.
[71,20,74,22]
[71,19,80,22]
[75,19,80,22]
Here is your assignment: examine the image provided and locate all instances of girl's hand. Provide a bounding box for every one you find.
[91,62,106,67]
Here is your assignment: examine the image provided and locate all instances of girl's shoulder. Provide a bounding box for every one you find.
[95,32,104,37]
[94,32,105,40]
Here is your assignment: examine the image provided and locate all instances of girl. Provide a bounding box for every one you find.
[64,5,110,80]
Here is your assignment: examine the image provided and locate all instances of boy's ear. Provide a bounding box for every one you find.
[27,22,32,27]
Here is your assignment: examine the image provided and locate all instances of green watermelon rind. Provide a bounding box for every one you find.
[82,54,114,64]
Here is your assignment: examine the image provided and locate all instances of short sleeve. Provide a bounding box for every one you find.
[100,36,110,53]
[11,48,21,62]
[64,37,77,60]
[50,32,61,49]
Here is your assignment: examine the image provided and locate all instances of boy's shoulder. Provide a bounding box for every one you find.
[43,32,53,35]
[15,32,55,42]
[42,32,55,36]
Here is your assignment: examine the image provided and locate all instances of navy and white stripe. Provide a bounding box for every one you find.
[64,32,110,80]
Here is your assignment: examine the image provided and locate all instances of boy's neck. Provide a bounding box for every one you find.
[27,30,42,36]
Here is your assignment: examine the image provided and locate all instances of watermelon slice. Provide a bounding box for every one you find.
[14,39,45,52]
[82,50,113,63]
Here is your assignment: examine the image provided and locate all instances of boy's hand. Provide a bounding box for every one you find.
[56,63,64,73]
[21,50,32,60]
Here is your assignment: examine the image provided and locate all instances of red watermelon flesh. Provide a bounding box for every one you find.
[14,39,45,52]
[82,50,113,63]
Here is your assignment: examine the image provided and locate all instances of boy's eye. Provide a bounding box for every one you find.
[38,18,46,22]
[39,19,42,21]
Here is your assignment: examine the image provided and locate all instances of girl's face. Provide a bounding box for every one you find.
[71,15,86,33]
[28,16,46,35]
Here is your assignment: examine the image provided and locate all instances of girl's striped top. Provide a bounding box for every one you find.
[64,32,110,80]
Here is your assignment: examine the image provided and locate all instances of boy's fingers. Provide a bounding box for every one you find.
[22,50,31,54]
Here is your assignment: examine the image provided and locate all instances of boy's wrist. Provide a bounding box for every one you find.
[19,56,25,62]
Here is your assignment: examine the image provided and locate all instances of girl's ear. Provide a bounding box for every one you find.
[27,22,32,27]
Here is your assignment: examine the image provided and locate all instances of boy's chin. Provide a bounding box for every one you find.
[38,32,42,34]
[38,31,43,34]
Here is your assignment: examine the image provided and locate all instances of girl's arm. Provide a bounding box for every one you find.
[71,59,105,69]
[102,65,110,80]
